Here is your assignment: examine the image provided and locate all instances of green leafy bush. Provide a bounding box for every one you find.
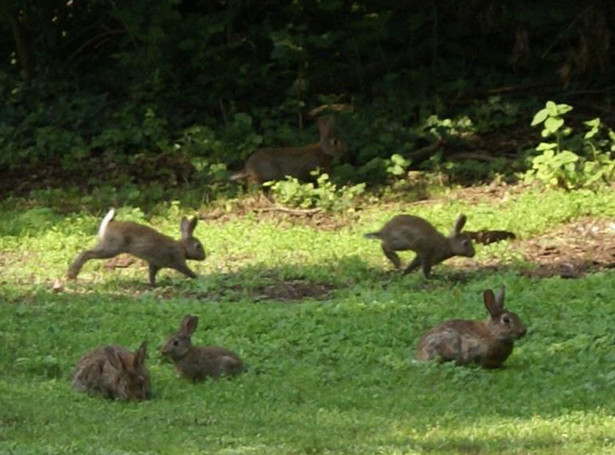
[265,172,365,211]
[524,101,615,189]
[386,153,411,178]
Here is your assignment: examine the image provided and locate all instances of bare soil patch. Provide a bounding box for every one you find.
[454,217,615,279]
[518,217,615,278]
[185,277,335,303]
[447,218,615,280]
[200,196,357,231]
[103,255,137,269]
[255,279,334,301]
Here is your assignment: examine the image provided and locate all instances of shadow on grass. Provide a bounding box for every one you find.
[41,255,495,302]
[9,251,613,306]
[408,434,569,454]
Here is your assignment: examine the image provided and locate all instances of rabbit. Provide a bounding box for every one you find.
[364,214,475,277]
[67,208,206,286]
[71,342,151,400]
[230,116,347,185]
[415,286,527,368]
[161,314,244,382]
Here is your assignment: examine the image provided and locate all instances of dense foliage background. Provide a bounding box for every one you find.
[1,0,614,197]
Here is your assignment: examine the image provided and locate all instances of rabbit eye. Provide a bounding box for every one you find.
[502,316,510,324]
[172,339,179,346]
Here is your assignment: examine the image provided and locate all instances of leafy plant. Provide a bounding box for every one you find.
[525,101,615,189]
[423,114,474,141]
[264,172,365,211]
[385,153,411,178]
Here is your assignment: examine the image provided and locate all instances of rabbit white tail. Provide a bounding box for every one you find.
[363,232,381,239]
[229,171,246,181]
[98,208,116,239]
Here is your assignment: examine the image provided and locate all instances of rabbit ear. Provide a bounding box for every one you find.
[180,217,197,238]
[105,347,126,371]
[188,217,198,233]
[452,214,467,235]
[180,315,198,336]
[134,342,147,369]
[495,285,506,306]
[317,116,335,138]
[483,289,503,318]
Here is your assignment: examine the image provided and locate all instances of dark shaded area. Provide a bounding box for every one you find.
[1,1,614,198]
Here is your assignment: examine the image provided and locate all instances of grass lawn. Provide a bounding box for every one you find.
[1,186,614,454]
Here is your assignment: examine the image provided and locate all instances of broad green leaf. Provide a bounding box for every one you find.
[546,101,558,116]
[557,103,573,115]
[584,118,601,129]
[544,116,564,133]
[558,150,579,163]
[531,108,549,126]
[536,142,557,151]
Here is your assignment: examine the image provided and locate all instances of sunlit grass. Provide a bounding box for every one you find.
[1,186,614,454]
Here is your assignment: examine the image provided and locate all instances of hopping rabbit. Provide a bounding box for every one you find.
[162,314,244,382]
[230,116,346,185]
[416,286,527,368]
[67,208,205,286]
[71,342,151,400]
[364,214,475,277]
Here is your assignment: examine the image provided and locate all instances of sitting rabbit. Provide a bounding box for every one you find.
[415,286,527,368]
[230,117,346,185]
[67,208,205,286]
[364,214,475,277]
[71,342,151,400]
[162,314,244,382]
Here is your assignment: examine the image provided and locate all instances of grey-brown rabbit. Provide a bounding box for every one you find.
[230,116,346,185]
[71,342,151,400]
[161,314,244,382]
[364,214,475,277]
[415,286,527,368]
[67,208,206,286]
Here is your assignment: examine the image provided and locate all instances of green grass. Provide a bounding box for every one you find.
[1,187,615,454]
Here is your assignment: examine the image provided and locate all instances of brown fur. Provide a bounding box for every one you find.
[415,286,526,368]
[71,342,151,400]
[364,214,475,277]
[231,117,346,185]
[161,315,244,382]
[67,208,206,286]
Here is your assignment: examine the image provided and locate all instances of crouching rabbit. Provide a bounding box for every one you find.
[416,286,527,368]
[162,314,244,382]
[71,342,151,400]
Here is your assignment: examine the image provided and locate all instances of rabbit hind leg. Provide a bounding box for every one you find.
[403,255,421,275]
[67,245,122,279]
[382,245,402,269]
